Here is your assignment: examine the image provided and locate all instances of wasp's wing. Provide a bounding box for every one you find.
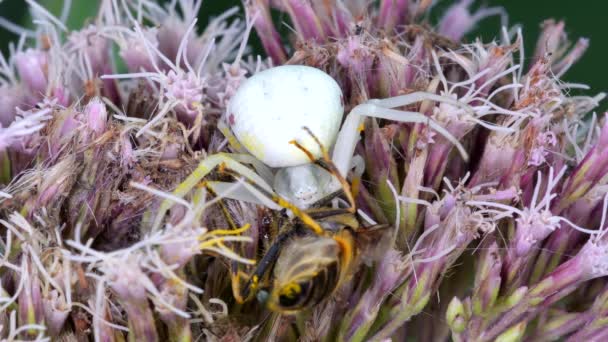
[355,224,394,265]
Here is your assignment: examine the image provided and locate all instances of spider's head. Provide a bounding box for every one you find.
[273,163,340,209]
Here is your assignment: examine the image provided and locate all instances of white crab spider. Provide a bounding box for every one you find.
[151,65,470,230]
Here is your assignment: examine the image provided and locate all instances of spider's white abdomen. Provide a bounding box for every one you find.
[228,65,344,168]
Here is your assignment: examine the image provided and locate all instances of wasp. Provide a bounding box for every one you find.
[219,133,373,314]
[232,213,358,313]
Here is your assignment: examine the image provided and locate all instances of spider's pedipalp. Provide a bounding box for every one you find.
[207,180,281,210]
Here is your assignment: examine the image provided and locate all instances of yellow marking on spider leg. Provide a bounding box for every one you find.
[196,179,211,190]
[218,121,245,151]
[152,154,233,231]
[152,153,274,231]
[187,165,210,188]
[241,133,266,159]
[170,161,213,199]
[218,162,227,173]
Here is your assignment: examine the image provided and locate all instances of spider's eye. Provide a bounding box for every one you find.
[278,281,311,308]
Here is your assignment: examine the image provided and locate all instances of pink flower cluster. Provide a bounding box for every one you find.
[0,0,606,341]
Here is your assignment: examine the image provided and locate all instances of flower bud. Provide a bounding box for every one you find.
[378,0,410,33]
[18,264,44,332]
[438,0,504,42]
[495,322,526,342]
[283,0,325,42]
[120,27,160,73]
[446,297,468,333]
[43,290,70,336]
[164,70,204,124]
[247,0,287,64]
[0,84,27,127]
[505,287,528,308]
[15,49,48,96]
[472,240,502,315]
[84,97,107,138]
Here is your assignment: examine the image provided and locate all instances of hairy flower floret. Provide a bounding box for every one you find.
[14,49,48,96]
[67,25,109,76]
[579,237,608,279]
[119,27,160,73]
[528,131,557,166]
[0,108,50,150]
[514,207,560,255]
[2,0,608,340]
[336,36,374,75]
[164,69,205,122]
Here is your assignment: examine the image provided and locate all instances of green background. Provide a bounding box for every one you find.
[1,0,605,110]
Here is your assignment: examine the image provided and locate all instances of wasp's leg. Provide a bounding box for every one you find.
[291,127,357,214]
[234,228,298,303]
[151,152,274,231]
[217,167,329,236]
[197,179,322,305]
[195,180,262,304]
[199,180,240,230]
[231,270,255,304]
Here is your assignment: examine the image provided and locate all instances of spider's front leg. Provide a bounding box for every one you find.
[151,152,274,231]
[153,151,330,236]
[332,91,473,178]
